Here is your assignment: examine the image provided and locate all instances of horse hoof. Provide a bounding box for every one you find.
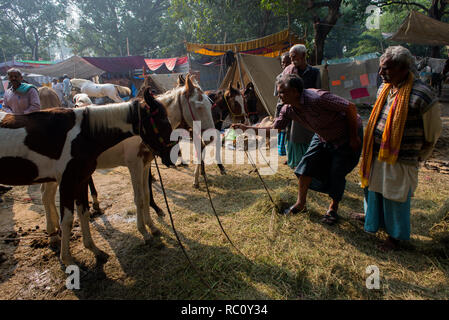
[193,184,200,189]
[92,203,101,212]
[144,237,154,245]
[155,209,165,217]
[96,251,109,263]
[61,256,77,267]
[49,235,61,247]
[220,169,227,175]
[151,229,161,237]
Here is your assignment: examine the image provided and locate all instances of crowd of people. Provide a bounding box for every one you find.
[233,44,442,251]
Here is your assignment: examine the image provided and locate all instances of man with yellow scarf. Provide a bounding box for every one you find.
[358,46,442,251]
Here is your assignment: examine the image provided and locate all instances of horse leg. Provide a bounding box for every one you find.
[59,180,77,266]
[128,162,159,243]
[193,164,201,189]
[148,165,164,217]
[88,176,101,212]
[41,182,60,248]
[75,180,108,262]
[217,163,226,175]
[111,89,123,103]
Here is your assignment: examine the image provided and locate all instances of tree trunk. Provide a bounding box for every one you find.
[427,0,447,58]
[308,0,342,65]
[313,30,326,65]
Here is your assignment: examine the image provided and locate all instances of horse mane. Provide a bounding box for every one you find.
[85,101,135,133]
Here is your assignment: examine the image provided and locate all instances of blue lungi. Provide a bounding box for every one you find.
[277,131,287,156]
[364,188,411,240]
[294,127,363,202]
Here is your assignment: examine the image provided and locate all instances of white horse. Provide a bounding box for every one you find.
[73,93,93,107]
[70,78,131,103]
[41,74,217,246]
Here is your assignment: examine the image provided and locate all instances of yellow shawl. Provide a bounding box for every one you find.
[360,72,414,188]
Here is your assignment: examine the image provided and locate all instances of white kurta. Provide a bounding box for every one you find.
[368,101,442,202]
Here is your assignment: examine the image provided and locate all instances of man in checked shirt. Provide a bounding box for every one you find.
[233,73,363,225]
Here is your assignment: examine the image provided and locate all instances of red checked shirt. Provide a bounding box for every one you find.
[273,88,362,146]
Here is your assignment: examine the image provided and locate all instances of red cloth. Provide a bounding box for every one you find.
[144,57,188,71]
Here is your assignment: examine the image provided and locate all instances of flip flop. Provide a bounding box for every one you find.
[321,210,339,225]
[281,205,307,215]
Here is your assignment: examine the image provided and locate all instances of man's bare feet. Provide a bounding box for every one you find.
[378,236,400,252]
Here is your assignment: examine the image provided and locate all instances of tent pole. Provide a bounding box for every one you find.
[217,32,227,88]
[235,47,244,89]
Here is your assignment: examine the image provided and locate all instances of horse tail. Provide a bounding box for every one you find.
[115,85,131,97]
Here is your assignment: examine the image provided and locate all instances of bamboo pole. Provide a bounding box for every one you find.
[235,46,244,89]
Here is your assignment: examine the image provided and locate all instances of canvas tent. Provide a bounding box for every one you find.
[147,73,187,92]
[220,53,282,117]
[186,29,302,58]
[389,11,449,46]
[82,56,146,74]
[190,59,224,91]
[18,56,105,79]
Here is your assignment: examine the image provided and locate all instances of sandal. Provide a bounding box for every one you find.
[281,205,307,215]
[321,210,339,225]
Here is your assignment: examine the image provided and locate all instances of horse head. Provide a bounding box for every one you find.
[70,78,86,89]
[182,74,215,131]
[225,83,245,117]
[138,87,176,167]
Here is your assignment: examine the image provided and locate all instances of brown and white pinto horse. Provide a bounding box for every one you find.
[207,83,247,131]
[0,88,174,265]
[42,75,215,250]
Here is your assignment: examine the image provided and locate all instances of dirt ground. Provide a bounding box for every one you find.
[0,99,448,300]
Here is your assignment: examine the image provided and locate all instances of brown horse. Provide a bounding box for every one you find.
[38,87,62,109]
[206,83,248,131]
[243,82,260,125]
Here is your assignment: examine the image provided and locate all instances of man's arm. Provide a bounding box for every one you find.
[232,123,278,132]
[420,101,442,161]
[2,94,13,113]
[24,88,41,114]
[315,69,322,89]
[2,104,13,113]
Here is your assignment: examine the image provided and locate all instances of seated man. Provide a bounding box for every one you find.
[233,74,363,225]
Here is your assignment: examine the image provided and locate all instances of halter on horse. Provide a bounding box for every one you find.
[207,83,248,131]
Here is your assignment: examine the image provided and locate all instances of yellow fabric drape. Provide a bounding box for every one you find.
[360,72,414,188]
[185,29,302,57]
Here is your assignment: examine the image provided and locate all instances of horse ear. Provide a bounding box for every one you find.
[185,74,194,98]
[144,87,158,111]
[237,82,241,90]
[177,74,185,87]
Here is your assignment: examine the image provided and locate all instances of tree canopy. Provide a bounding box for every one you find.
[0,0,447,63]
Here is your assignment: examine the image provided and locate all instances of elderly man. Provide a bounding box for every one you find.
[2,68,40,114]
[283,44,321,169]
[275,52,292,157]
[358,46,442,251]
[234,74,363,225]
